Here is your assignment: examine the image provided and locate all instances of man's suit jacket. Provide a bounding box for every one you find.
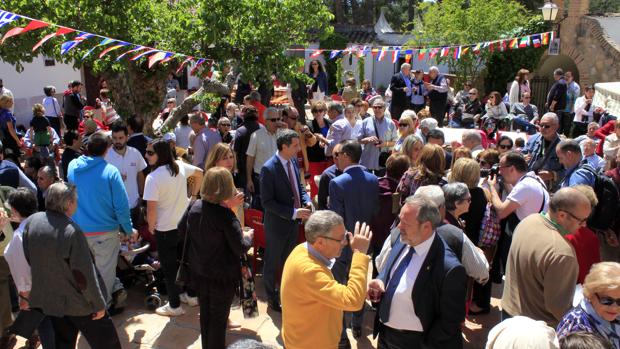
[373,234,467,349]
[260,155,310,235]
[328,166,379,233]
[390,72,410,109]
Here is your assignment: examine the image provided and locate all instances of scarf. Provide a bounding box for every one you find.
[582,298,620,348]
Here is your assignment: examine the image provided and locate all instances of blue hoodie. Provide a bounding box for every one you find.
[67,155,133,235]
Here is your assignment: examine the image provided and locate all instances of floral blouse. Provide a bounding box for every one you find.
[396,168,447,206]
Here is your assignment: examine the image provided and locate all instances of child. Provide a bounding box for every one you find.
[99,89,120,126]
[28,104,56,164]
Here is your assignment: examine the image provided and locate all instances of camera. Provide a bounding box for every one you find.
[480,163,500,178]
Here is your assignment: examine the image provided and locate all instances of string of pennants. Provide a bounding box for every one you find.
[0,9,213,75]
[300,31,555,64]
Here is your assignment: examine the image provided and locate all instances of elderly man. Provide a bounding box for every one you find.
[190,112,222,169]
[358,99,398,175]
[556,140,596,188]
[582,139,605,172]
[320,102,346,158]
[522,112,563,185]
[546,68,568,130]
[23,182,122,348]
[510,91,539,134]
[461,130,484,158]
[501,187,591,327]
[370,197,466,349]
[424,66,449,126]
[450,88,483,129]
[246,107,281,210]
[389,63,412,120]
[416,118,438,144]
[260,129,312,312]
[281,211,372,349]
[36,166,58,211]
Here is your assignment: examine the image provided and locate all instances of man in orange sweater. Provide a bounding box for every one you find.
[281,211,372,349]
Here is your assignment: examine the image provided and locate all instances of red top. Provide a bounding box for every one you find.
[250,101,266,125]
[594,120,616,155]
[566,227,601,284]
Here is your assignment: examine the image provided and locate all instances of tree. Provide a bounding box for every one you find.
[409,0,530,88]
[0,0,333,134]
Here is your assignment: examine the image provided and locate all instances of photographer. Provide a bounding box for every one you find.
[484,152,550,269]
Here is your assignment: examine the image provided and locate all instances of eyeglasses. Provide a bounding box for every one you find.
[559,209,589,225]
[319,234,347,244]
[540,124,553,129]
[267,118,282,122]
[398,123,409,127]
[145,150,155,156]
[596,293,620,307]
[498,144,512,149]
[373,106,385,109]
[460,197,472,203]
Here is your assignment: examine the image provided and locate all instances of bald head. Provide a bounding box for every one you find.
[549,187,593,234]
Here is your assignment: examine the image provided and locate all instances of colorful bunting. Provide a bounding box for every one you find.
[532,34,541,48]
[309,49,323,58]
[357,45,368,58]
[329,50,341,59]
[190,58,206,75]
[32,27,74,51]
[82,38,115,60]
[519,36,530,48]
[392,47,400,63]
[99,42,129,58]
[542,32,549,45]
[440,47,450,57]
[371,48,379,57]
[130,49,160,61]
[509,38,519,49]
[429,48,440,59]
[115,46,147,61]
[473,43,481,54]
[453,46,461,59]
[1,20,48,44]
[60,32,93,55]
[0,11,18,29]
[377,47,387,61]
[461,46,470,56]
[176,56,194,75]
[404,49,412,63]
[160,53,181,65]
[148,52,172,68]
[418,49,427,60]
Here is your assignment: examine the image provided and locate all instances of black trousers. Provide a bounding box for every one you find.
[47,117,61,137]
[51,314,121,349]
[412,104,426,114]
[429,100,448,126]
[378,325,423,349]
[154,229,181,308]
[559,111,574,137]
[63,114,79,132]
[390,102,409,120]
[194,275,237,349]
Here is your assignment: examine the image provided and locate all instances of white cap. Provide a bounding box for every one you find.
[163,132,176,142]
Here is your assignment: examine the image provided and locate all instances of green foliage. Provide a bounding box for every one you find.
[484,17,549,95]
[589,0,620,14]
[319,32,348,94]
[410,0,531,89]
[358,55,365,86]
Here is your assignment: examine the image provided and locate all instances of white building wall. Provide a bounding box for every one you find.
[0,56,81,125]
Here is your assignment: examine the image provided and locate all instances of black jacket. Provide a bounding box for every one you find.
[546,78,567,112]
[389,72,410,108]
[178,200,250,281]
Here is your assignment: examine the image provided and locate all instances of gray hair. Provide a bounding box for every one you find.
[226,102,238,110]
[264,107,279,119]
[189,113,205,125]
[442,182,470,211]
[412,185,445,208]
[541,112,559,125]
[553,68,564,77]
[404,196,442,229]
[400,134,422,158]
[276,128,299,151]
[400,63,411,72]
[429,66,440,73]
[462,129,482,145]
[304,210,344,243]
[419,118,438,130]
[401,109,418,120]
[372,98,385,107]
[45,182,77,214]
[327,101,344,114]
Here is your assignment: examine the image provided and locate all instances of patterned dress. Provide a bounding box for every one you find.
[557,299,620,348]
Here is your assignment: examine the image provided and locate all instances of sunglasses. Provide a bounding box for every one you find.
[540,124,553,129]
[145,150,155,156]
[597,294,620,307]
[398,123,409,127]
[373,106,385,109]
[267,118,282,122]
[468,92,477,95]
[499,144,512,149]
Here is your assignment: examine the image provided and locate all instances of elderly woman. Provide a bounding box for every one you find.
[557,262,620,348]
[394,110,418,153]
[178,167,252,349]
[442,182,471,230]
[399,134,424,166]
[22,182,121,348]
[397,144,446,206]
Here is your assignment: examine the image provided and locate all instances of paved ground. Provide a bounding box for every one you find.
[15,272,503,348]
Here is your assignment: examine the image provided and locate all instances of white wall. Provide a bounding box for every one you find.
[0,56,81,125]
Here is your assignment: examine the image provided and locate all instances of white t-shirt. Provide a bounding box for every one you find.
[143,160,195,231]
[506,172,549,220]
[105,146,147,209]
[246,127,277,174]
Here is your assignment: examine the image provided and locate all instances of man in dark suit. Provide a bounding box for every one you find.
[389,63,412,120]
[369,197,466,349]
[329,140,379,344]
[546,68,568,133]
[317,143,343,210]
[260,129,312,312]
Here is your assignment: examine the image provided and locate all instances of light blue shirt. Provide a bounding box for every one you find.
[304,242,335,269]
[358,116,398,170]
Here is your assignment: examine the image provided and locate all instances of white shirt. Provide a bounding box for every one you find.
[143,160,196,231]
[42,96,62,118]
[174,125,193,149]
[246,127,277,174]
[105,146,147,209]
[506,172,549,220]
[4,220,31,293]
[384,233,436,332]
[573,96,595,123]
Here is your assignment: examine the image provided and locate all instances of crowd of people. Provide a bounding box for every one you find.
[0,59,616,349]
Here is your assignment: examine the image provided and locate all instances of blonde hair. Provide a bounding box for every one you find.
[204,143,236,172]
[398,114,416,138]
[32,103,45,117]
[451,146,472,168]
[583,262,620,299]
[449,158,480,189]
[201,167,235,204]
[572,185,599,208]
[0,95,13,110]
[400,134,423,166]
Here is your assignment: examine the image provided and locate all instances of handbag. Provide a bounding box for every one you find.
[239,252,259,318]
[372,118,391,168]
[478,203,502,247]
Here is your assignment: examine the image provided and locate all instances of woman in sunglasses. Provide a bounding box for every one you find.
[557,262,620,348]
[393,110,418,153]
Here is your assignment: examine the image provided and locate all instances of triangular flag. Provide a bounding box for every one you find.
[429,48,440,58]
[0,11,19,29]
[509,38,519,49]
[519,36,530,48]
[549,31,555,43]
[453,46,462,59]
[32,27,75,51]
[532,34,541,48]
[357,45,368,58]
[82,38,115,60]
[176,56,194,75]
[418,49,427,60]
[310,49,323,58]
[462,46,470,55]
[161,53,182,65]
[148,52,171,68]
[190,58,207,75]
[329,50,341,59]
[440,47,450,57]
[500,40,507,52]
[1,20,49,44]
[371,48,379,57]
[392,47,400,63]
[377,47,387,61]
[99,42,129,58]
[404,49,413,63]
[130,49,160,61]
[473,43,481,54]
[116,46,148,61]
[60,32,93,55]
[488,41,495,53]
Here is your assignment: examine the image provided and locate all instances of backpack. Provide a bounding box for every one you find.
[580,164,619,231]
